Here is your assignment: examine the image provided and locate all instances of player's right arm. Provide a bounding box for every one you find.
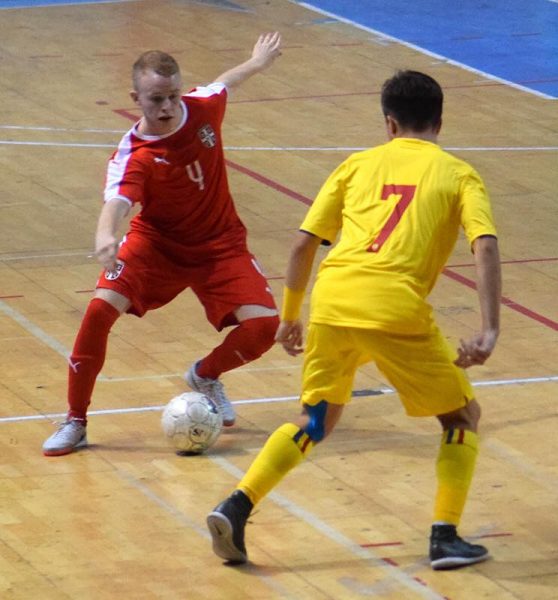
[276,161,346,355]
[94,197,130,272]
[455,235,501,368]
[276,231,322,356]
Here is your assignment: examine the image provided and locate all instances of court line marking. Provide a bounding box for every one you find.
[0,139,556,151]
[0,124,125,133]
[0,299,71,359]
[113,468,295,599]
[211,455,446,600]
[444,268,558,331]
[0,250,90,261]
[484,437,558,495]
[2,250,557,265]
[2,376,557,424]
[292,1,556,100]
[0,0,137,9]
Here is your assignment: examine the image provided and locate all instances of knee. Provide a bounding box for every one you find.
[302,400,328,442]
[239,315,279,360]
[438,399,481,431]
[468,399,481,425]
[257,314,280,343]
[83,297,121,328]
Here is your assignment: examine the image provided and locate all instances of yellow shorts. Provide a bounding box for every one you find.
[300,322,474,417]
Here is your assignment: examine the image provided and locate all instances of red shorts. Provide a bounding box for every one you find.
[96,233,276,330]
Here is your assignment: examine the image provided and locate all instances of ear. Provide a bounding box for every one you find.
[385,115,398,139]
[130,89,139,105]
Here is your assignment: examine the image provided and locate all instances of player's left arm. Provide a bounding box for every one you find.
[455,235,501,368]
[213,32,281,90]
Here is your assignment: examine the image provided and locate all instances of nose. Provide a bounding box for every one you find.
[161,97,173,112]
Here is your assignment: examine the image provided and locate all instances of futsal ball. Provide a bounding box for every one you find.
[161,392,223,454]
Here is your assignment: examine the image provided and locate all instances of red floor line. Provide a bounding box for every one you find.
[360,541,403,548]
[225,159,312,206]
[448,256,558,268]
[443,268,558,331]
[113,108,139,122]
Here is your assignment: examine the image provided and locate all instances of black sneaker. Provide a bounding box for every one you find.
[207,490,253,564]
[430,524,489,570]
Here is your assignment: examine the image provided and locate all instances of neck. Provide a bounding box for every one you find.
[393,130,438,143]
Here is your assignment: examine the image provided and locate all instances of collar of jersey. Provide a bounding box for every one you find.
[390,137,439,148]
[133,99,188,141]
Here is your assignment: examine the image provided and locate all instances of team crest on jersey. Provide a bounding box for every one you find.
[198,124,217,148]
[105,260,125,281]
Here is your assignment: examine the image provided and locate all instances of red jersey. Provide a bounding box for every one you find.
[104,83,247,263]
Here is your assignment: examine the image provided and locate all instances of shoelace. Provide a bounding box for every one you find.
[206,380,228,408]
[53,421,80,438]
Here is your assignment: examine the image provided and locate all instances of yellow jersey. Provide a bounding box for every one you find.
[300,138,497,334]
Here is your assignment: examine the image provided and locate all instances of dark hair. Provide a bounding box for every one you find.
[132,50,180,89]
[381,70,443,131]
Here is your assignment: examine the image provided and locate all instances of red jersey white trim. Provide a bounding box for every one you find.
[102,82,247,262]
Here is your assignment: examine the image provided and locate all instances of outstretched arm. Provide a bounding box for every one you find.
[455,235,501,368]
[94,198,130,273]
[275,231,322,356]
[214,32,281,90]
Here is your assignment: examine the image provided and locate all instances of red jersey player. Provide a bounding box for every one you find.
[43,32,282,456]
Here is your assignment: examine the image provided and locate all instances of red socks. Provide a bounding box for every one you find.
[197,315,279,380]
[66,308,276,421]
[67,298,120,423]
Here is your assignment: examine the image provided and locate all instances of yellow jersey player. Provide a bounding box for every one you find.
[207,70,501,570]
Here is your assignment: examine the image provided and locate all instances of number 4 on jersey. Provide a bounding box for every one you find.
[186,160,205,191]
[368,184,417,253]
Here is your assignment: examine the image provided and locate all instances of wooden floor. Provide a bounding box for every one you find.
[0,1,557,599]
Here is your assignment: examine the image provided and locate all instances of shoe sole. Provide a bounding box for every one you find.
[206,512,247,564]
[42,436,88,457]
[431,552,490,570]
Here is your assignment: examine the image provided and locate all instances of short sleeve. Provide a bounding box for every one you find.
[186,83,227,126]
[300,160,347,244]
[458,168,497,245]
[104,152,146,206]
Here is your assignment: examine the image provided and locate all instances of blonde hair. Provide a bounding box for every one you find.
[132,51,180,90]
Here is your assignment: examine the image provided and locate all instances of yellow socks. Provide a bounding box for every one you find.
[238,423,315,505]
[434,428,479,525]
[236,423,478,523]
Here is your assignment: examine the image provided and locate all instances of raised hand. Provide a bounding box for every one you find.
[251,32,282,68]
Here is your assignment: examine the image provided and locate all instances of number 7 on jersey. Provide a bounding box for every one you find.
[368,184,417,252]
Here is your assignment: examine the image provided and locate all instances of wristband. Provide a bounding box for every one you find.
[281,286,305,321]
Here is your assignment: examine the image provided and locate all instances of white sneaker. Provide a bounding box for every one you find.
[43,419,88,456]
[185,362,236,426]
